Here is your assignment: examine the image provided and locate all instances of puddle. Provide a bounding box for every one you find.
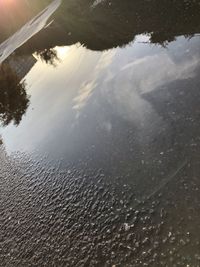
[1,0,200,266]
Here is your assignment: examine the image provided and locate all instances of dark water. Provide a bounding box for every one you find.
[1,0,200,266]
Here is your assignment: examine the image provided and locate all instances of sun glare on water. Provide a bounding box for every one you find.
[0,0,15,7]
[56,46,71,59]
[0,0,12,3]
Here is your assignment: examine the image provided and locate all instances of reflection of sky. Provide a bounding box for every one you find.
[1,35,200,160]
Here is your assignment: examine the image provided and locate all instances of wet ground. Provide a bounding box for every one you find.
[1,0,200,266]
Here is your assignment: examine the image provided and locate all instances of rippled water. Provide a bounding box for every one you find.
[1,0,200,266]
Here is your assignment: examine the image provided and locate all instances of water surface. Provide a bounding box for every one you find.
[1,1,200,266]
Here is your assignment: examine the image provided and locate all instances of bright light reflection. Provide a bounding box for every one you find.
[55,46,71,59]
[0,0,15,6]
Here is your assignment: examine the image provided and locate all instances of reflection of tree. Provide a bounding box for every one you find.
[16,0,200,55]
[36,48,59,67]
[0,64,29,126]
[150,33,176,47]
[50,0,200,49]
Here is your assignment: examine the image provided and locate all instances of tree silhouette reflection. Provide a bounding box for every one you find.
[15,0,200,56]
[36,48,59,67]
[0,64,29,126]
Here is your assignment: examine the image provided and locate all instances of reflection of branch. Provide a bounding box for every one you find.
[137,42,151,44]
[0,64,30,126]
[36,48,60,67]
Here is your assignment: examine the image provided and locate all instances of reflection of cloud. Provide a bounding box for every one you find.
[101,121,112,133]
[73,80,97,111]
[73,50,116,115]
[100,44,199,126]
[96,50,116,71]
[104,72,158,127]
[99,48,197,144]
[102,68,165,153]
[122,53,199,94]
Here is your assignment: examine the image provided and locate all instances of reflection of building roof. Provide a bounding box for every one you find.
[6,55,37,81]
